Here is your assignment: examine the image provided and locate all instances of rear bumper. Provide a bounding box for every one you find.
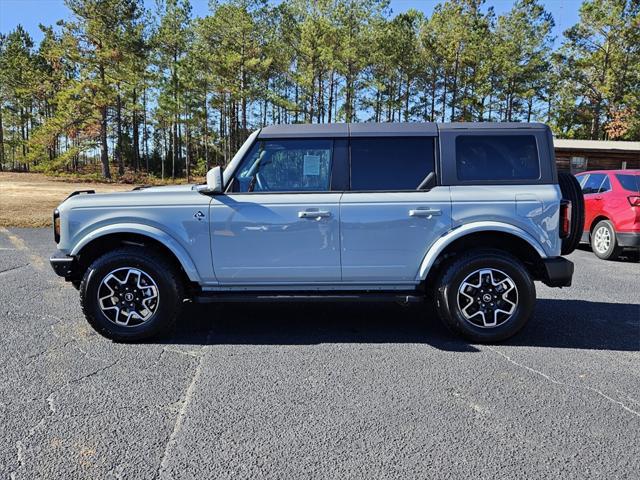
[541,257,574,288]
[617,232,640,248]
[50,250,76,280]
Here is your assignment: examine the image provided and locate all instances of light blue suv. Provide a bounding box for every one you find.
[50,123,583,343]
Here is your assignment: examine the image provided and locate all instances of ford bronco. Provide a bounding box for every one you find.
[50,123,584,343]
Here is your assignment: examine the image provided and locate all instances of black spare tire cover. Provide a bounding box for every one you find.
[558,172,585,255]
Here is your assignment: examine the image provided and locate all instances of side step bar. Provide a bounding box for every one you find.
[192,292,425,304]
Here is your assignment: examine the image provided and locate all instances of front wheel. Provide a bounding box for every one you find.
[435,250,536,343]
[80,247,184,341]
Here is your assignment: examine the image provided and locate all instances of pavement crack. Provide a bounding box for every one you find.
[68,359,120,385]
[485,345,640,418]
[155,330,214,479]
[162,346,204,359]
[0,264,29,275]
[9,358,121,477]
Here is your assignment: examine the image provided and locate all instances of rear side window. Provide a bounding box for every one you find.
[616,174,640,193]
[456,135,540,181]
[581,173,606,194]
[350,137,435,191]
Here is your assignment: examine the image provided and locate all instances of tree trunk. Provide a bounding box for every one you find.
[172,119,177,179]
[100,103,110,179]
[172,53,179,179]
[450,48,460,121]
[404,76,410,122]
[132,88,140,172]
[162,126,167,180]
[294,83,299,123]
[21,107,27,159]
[203,85,209,171]
[0,107,4,171]
[115,92,124,175]
[143,85,149,171]
[328,71,335,123]
[318,70,324,123]
[430,75,436,122]
[345,69,353,122]
[441,73,448,123]
[185,117,191,182]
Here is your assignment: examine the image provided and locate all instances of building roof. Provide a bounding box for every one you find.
[554,138,640,152]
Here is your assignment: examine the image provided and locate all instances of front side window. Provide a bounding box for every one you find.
[456,135,540,181]
[581,173,606,194]
[350,137,435,191]
[232,139,333,192]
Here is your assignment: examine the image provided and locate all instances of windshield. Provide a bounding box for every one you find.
[616,174,640,193]
[222,130,260,187]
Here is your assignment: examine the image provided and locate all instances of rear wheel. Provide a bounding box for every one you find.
[80,247,183,341]
[435,250,536,343]
[591,220,622,260]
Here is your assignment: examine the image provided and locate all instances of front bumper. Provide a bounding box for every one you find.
[50,250,76,280]
[617,232,640,248]
[541,257,574,288]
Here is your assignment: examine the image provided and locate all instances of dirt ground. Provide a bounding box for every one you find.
[0,172,137,227]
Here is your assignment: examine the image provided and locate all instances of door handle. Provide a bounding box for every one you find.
[409,208,441,217]
[298,210,332,219]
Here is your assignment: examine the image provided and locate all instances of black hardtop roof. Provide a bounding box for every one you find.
[257,122,548,138]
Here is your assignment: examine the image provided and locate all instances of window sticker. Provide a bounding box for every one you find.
[303,154,321,176]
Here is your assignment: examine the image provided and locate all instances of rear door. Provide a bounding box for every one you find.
[339,136,451,283]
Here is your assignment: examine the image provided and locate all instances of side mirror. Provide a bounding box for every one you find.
[206,166,224,193]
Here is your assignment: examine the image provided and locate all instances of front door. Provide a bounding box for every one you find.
[340,136,452,283]
[210,138,342,284]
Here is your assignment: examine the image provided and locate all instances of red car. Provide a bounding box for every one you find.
[575,169,640,259]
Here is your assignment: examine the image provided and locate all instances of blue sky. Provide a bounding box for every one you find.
[1,0,582,45]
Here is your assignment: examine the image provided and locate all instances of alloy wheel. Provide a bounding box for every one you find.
[97,267,160,326]
[593,226,611,254]
[456,268,518,328]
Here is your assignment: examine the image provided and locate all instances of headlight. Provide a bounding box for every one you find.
[53,209,60,243]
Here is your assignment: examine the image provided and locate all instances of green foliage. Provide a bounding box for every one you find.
[0,0,638,179]
[551,0,640,140]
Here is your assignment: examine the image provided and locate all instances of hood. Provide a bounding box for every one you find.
[133,184,198,193]
[57,184,203,211]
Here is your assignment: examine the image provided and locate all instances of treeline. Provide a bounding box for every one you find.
[0,0,638,180]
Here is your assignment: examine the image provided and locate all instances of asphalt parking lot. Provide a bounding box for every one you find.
[1,227,638,479]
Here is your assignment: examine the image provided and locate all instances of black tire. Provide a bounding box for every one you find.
[435,249,536,343]
[558,172,585,255]
[590,220,622,260]
[80,247,183,342]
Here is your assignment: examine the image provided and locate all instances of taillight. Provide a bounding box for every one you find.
[628,196,640,207]
[53,209,60,243]
[559,200,571,238]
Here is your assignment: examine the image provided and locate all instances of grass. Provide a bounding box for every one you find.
[0,172,142,227]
